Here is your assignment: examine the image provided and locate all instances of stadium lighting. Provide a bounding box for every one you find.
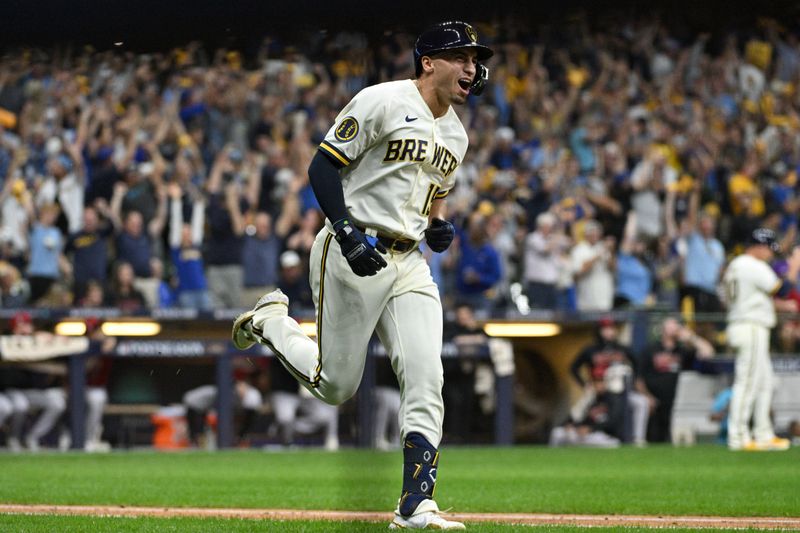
[299,321,318,337]
[483,322,561,337]
[101,321,162,337]
[54,321,87,336]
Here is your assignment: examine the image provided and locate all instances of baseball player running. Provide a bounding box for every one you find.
[233,21,492,529]
[723,228,800,451]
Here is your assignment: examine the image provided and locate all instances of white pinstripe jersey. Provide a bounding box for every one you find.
[319,80,467,240]
[723,254,780,328]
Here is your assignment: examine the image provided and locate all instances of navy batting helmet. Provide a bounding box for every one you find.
[414,21,494,95]
[748,227,781,252]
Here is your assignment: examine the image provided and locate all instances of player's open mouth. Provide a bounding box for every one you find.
[457,78,471,91]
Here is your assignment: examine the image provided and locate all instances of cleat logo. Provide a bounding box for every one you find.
[423,450,432,461]
[429,468,437,484]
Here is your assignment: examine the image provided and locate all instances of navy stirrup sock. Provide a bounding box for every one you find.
[398,432,439,517]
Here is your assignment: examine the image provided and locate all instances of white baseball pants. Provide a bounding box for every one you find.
[85,387,108,444]
[726,322,776,448]
[252,228,445,446]
[20,388,67,444]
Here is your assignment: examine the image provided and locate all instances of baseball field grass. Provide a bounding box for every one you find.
[1,514,777,532]
[1,445,798,531]
[0,514,782,533]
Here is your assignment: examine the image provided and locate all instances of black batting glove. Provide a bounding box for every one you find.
[425,218,455,253]
[333,219,388,276]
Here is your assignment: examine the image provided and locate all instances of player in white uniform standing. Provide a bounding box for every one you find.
[723,228,800,451]
[233,21,493,530]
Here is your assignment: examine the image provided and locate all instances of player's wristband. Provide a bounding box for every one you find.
[332,218,353,242]
[333,218,380,248]
[332,218,350,231]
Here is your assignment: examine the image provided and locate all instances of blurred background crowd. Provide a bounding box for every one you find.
[3,12,800,325]
[2,3,800,451]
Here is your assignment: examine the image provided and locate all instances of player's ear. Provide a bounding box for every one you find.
[420,56,434,75]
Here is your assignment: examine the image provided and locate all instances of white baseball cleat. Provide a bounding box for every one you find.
[389,511,466,530]
[389,500,465,530]
[232,289,289,350]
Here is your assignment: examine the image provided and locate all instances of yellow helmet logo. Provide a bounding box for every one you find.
[466,26,477,43]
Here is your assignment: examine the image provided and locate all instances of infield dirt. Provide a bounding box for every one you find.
[1,504,799,530]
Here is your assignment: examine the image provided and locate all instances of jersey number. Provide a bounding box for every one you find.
[422,183,440,216]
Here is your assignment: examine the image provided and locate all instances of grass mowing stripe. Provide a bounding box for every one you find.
[0,446,797,517]
[0,515,784,533]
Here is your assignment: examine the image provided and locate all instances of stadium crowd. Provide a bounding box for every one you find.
[2,12,800,451]
[1,14,800,319]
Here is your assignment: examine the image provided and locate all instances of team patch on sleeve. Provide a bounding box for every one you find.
[334,116,359,142]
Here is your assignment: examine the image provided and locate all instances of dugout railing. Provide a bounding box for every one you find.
[55,337,505,450]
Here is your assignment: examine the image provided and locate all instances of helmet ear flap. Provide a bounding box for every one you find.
[470,63,489,96]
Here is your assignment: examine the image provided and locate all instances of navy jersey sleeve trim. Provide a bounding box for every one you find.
[319,141,351,168]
